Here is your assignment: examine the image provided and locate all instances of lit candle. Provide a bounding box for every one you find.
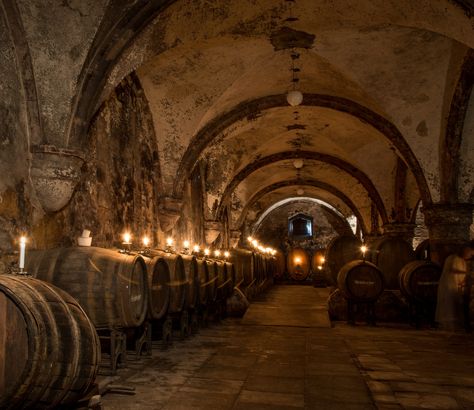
[142,236,150,247]
[166,237,174,247]
[204,248,210,256]
[193,244,200,253]
[214,250,221,258]
[122,232,132,244]
[317,265,323,270]
[183,240,190,249]
[19,236,26,269]
[251,239,258,248]
[224,251,230,258]
[294,256,302,265]
[247,236,253,242]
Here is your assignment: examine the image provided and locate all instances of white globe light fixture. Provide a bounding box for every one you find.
[287,90,303,107]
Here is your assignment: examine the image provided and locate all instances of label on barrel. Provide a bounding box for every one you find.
[354,280,375,286]
[417,281,438,286]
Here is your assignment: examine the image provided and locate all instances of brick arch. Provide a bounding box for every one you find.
[236,178,368,235]
[216,150,388,225]
[174,94,432,207]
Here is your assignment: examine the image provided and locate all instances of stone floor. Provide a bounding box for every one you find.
[100,286,474,410]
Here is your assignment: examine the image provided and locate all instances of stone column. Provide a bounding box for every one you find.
[423,203,473,266]
[382,223,416,245]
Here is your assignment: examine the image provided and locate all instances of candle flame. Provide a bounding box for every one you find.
[142,236,150,247]
[193,244,200,253]
[20,236,27,245]
[204,248,210,256]
[247,236,253,242]
[166,237,174,246]
[224,251,230,258]
[294,256,302,264]
[123,232,132,244]
[361,245,368,254]
[183,240,190,248]
[214,250,221,257]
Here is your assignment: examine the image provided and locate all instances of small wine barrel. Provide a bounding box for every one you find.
[287,248,310,281]
[27,247,148,329]
[143,255,170,320]
[182,255,199,310]
[207,260,218,302]
[0,275,100,410]
[399,260,441,302]
[311,249,326,272]
[149,250,186,314]
[325,235,362,285]
[337,260,384,302]
[196,259,209,306]
[370,237,416,289]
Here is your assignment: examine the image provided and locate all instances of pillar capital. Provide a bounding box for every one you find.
[382,223,416,242]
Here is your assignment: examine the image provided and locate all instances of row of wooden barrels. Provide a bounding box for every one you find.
[0,246,275,409]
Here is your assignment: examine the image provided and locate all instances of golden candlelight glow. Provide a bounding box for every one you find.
[193,244,200,253]
[204,248,210,256]
[183,240,190,248]
[214,250,221,257]
[166,237,174,246]
[224,251,230,258]
[142,236,150,247]
[122,232,132,244]
[251,239,258,247]
[20,236,27,245]
[361,245,368,255]
[247,236,253,242]
[294,256,302,264]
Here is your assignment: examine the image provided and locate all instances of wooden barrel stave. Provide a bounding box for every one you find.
[337,260,384,302]
[182,255,199,310]
[196,259,209,306]
[0,275,100,410]
[26,247,148,329]
[144,255,170,320]
[148,250,186,314]
[207,260,218,303]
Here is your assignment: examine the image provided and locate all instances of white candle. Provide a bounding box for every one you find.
[19,236,26,269]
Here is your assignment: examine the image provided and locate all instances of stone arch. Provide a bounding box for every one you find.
[174,94,432,207]
[236,179,368,235]
[216,150,389,225]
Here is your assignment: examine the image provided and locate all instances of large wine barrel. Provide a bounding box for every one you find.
[325,235,362,285]
[0,274,100,410]
[214,260,229,300]
[182,255,199,310]
[337,260,384,302]
[399,260,441,302]
[196,259,209,306]
[143,254,170,320]
[149,250,186,314]
[225,261,236,290]
[27,247,148,328]
[287,248,310,281]
[370,237,416,289]
[311,249,326,272]
[207,259,218,302]
[230,249,256,287]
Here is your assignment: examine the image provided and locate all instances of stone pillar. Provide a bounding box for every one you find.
[382,223,416,245]
[423,203,473,266]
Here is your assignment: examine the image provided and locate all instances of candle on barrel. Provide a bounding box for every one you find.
[361,245,368,262]
[19,236,27,270]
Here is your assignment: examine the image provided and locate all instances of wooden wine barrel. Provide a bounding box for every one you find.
[143,255,170,320]
[27,247,148,329]
[196,259,209,306]
[225,261,236,290]
[149,250,186,314]
[207,259,218,302]
[370,237,416,289]
[287,248,310,281]
[0,274,100,410]
[182,255,199,310]
[215,260,229,300]
[399,260,441,302]
[230,249,256,287]
[337,260,384,302]
[311,249,326,272]
[325,235,362,285]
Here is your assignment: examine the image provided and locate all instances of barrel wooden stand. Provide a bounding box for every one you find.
[347,300,377,326]
[126,321,152,359]
[98,329,127,376]
[172,310,190,340]
[151,316,173,350]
